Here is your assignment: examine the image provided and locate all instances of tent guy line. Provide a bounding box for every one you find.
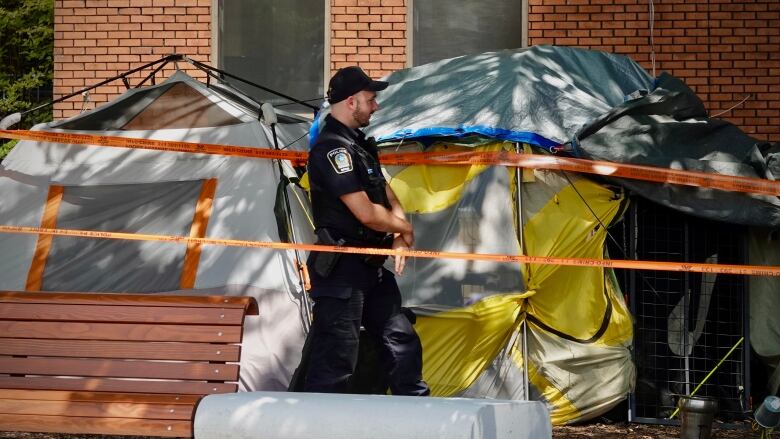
[1,129,778,197]
[1,225,778,277]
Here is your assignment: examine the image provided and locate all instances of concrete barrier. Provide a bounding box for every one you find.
[194,391,551,439]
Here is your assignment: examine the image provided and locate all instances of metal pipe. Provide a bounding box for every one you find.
[19,54,182,119]
[669,337,745,419]
[135,58,175,88]
[515,142,529,401]
[184,56,319,111]
[683,221,691,397]
[262,103,312,329]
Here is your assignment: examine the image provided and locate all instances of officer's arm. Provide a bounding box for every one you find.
[385,183,412,274]
[385,184,406,221]
[385,183,415,247]
[340,191,413,235]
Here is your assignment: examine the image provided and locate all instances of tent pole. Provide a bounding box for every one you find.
[515,143,525,253]
[262,103,313,330]
[184,56,319,111]
[17,55,181,121]
[135,58,175,89]
[515,142,530,401]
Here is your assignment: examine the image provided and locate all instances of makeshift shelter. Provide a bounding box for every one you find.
[2,46,777,426]
[0,70,315,391]
[352,45,779,423]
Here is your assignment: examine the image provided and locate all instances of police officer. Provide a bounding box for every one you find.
[303,66,430,396]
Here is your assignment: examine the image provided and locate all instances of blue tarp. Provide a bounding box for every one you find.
[361,45,779,227]
[365,45,654,150]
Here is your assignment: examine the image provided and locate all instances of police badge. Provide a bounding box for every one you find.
[327,147,353,174]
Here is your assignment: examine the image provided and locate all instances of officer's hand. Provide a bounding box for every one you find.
[401,227,415,248]
[392,235,409,275]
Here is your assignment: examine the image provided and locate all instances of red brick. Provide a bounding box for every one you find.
[62,47,86,55]
[131,46,155,54]
[175,30,198,38]
[381,30,404,38]
[164,38,187,46]
[380,14,404,23]
[346,22,370,30]
[334,30,358,38]
[85,47,108,55]
[62,15,86,23]
[334,14,358,22]
[334,46,357,54]
[345,54,370,62]
[382,46,404,54]
[187,22,209,30]
[381,62,405,70]
[107,15,130,23]
[50,1,779,139]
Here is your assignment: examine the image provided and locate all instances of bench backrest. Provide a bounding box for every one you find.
[0,291,259,395]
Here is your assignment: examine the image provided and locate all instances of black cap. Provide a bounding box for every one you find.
[327,66,389,104]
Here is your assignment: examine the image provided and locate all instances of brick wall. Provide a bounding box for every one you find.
[330,0,407,80]
[53,0,777,143]
[528,0,780,142]
[53,0,211,120]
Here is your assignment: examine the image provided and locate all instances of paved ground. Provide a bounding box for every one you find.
[553,421,760,438]
[0,421,764,439]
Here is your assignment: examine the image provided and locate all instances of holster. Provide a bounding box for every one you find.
[363,234,393,268]
[313,229,345,278]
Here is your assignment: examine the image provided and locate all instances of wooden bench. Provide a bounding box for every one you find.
[0,291,258,437]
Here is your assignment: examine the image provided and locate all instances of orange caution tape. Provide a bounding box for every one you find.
[1,225,778,277]
[0,129,309,165]
[25,185,64,291]
[3,129,779,196]
[180,178,217,289]
[380,150,780,197]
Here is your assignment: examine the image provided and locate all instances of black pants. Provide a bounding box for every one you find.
[303,272,430,396]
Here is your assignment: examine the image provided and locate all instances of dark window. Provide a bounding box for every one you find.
[412,1,525,66]
[218,0,325,112]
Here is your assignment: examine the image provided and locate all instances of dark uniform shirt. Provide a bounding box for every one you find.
[307,114,390,292]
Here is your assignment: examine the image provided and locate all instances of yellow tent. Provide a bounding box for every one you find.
[387,141,633,424]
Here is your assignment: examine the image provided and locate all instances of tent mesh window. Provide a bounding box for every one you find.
[41,180,204,293]
[609,198,749,424]
[53,81,244,131]
[121,82,244,130]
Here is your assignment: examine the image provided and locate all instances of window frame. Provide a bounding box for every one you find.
[406,0,529,68]
[211,0,329,114]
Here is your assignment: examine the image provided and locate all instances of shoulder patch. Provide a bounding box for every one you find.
[326,147,353,174]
